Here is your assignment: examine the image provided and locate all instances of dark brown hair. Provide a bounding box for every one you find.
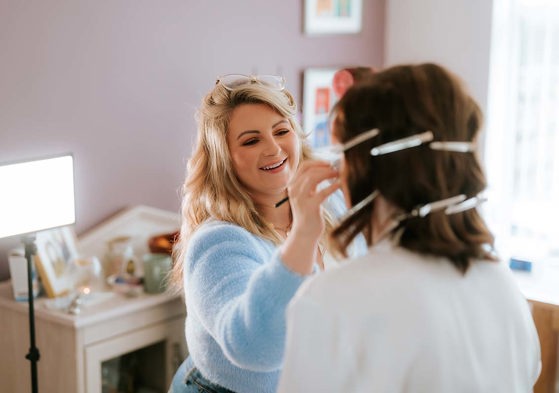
[331,63,495,272]
[344,67,376,83]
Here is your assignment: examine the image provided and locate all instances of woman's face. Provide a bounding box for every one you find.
[227,103,300,204]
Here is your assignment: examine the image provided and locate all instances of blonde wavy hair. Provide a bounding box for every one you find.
[170,80,332,288]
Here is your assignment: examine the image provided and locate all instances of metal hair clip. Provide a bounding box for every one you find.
[370,131,434,156]
[411,194,467,218]
[314,128,380,170]
[339,190,379,221]
[330,128,380,154]
[430,141,476,153]
[444,195,487,215]
[369,130,477,156]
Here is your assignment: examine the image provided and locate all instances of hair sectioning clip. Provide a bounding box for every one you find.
[330,128,380,154]
[338,190,380,222]
[430,141,476,153]
[315,128,380,170]
[405,193,487,219]
[444,195,488,215]
[340,191,487,225]
[371,131,434,156]
[370,131,476,156]
[411,194,467,218]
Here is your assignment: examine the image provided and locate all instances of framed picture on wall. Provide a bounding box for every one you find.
[304,0,363,35]
[303,68,339,148]
[35,226,79,297]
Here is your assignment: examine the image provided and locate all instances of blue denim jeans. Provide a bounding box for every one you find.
[169,358,236,393]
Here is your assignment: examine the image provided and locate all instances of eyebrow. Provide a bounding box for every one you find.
[236,119,290,140]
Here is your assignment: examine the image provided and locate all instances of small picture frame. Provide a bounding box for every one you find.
[34,226,79,297]
[303,68,339,148]
[304,0,363,35]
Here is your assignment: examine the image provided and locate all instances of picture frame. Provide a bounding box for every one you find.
[34,226,79,298]
[304,0,362,35]
[303,68,339,148]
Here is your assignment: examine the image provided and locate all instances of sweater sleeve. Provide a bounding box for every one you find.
[183,222,308,371]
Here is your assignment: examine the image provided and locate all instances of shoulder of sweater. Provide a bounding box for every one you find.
[186,220,270,259]
[191,220,255,244]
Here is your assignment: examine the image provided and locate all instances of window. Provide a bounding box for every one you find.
[486,0,559,263]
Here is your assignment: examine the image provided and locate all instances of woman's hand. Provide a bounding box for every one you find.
[280,160,340,275]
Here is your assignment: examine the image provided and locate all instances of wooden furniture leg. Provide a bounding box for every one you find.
[532,302,558,393]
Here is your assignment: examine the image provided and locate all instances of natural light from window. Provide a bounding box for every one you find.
[486,0,559,265]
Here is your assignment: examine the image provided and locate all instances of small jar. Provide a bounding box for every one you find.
[105,236,137,278]
[142,253,172,293]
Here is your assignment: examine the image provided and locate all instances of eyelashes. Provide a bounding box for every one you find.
[240,129,292,146]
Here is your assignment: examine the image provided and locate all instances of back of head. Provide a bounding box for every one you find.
[332,63,495,271]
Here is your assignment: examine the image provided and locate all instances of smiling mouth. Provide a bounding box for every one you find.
[261,158,287,171]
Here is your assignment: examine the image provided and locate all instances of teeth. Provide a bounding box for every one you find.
[262,159,285,170]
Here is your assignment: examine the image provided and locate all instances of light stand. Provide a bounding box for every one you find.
[0,154,75,393]
[23,235,40,393]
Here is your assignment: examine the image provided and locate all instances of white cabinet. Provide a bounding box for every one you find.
[0,281,187,393]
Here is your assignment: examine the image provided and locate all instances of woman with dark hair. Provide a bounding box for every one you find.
[278,63,541,392]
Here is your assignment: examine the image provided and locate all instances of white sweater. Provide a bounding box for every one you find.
[278,240,541,393]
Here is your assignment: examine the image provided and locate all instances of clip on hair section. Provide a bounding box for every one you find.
[411,194,467,218]
[369,130,477,156]
[315,128,380,171]
[339,190,380,222]
[444,195,487,215]
[370,131,434,156]
[332,128,380,154]
[430,141,476,153]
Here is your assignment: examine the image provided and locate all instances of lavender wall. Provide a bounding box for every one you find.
[0,1,385,280]
[385,0,493,120]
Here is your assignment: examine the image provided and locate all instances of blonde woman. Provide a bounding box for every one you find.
[168,74,362,393]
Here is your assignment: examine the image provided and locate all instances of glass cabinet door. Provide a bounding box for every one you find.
[86,317,187,393]
[102,341,165,393]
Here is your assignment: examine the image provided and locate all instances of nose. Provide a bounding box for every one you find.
[262,137,282,156]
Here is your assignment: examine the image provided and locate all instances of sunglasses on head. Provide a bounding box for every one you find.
[215,74,286,91]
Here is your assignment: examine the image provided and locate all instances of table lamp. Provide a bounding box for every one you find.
[0,154,75,393]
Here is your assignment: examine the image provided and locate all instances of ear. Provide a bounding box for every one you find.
[332,69,355,98]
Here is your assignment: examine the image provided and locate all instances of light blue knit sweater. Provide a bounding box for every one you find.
[183,221,303,392]
[179,193,359,393]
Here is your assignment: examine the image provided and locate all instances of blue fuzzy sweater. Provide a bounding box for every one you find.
[179,194,360,393]
[183,221,305,392]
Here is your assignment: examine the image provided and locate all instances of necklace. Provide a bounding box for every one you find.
[272,223,292,234]
[271,218,292,237]
[272,224,291,233]
[254,193,289,209]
